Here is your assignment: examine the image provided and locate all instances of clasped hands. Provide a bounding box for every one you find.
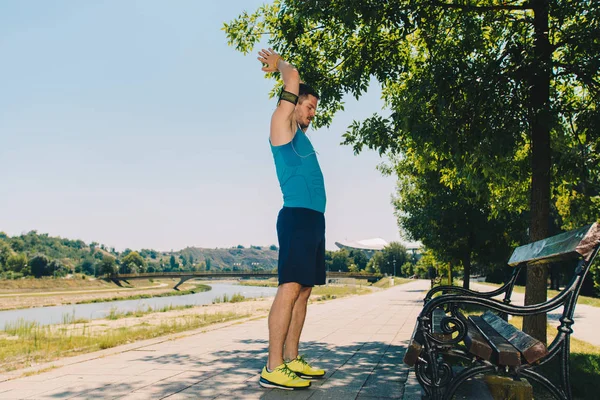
[258,48,282,72]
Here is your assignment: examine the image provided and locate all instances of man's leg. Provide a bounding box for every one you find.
[267,282,302,370]
[283,286,312,361]
[283,285,326,379]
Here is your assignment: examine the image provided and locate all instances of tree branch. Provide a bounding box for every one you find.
[554,63,600,91]
[435,1,532,12]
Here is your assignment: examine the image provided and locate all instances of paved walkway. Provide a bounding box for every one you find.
[0,280,430,400]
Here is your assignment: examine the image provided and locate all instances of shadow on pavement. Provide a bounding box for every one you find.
[44,339,410,399]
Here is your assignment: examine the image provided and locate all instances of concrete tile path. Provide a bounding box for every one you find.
[0,280,431,400]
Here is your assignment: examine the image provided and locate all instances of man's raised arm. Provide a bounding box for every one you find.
[257,48,300,146]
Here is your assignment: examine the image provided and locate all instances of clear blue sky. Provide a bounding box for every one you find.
[0,0,401,252]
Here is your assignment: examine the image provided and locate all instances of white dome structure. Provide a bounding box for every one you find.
[334,238,389,251]
[335,237,422,257]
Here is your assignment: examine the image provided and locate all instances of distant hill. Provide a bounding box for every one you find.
[176,246,278,271]
[0,230,279,278]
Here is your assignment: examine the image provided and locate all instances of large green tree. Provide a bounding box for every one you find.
[331,249,350,272]
[0,240,12,271]
[6,253,28,275]
[393,167,526,289]
[380,242,409,276]
[121,251,146,274]
[225,0,600,343]
[99,254,118,276]
[348,250,369,271]
[78,257,97,276]
[29,254,51,278]
[169,255,177,270]
[366,251,384,274]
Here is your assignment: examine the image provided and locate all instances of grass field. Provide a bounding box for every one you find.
[0,310,249,373]
[75,283,210,304]
[373,276,412,288]
[475,281,600,308]
[239,277,414,300]
[0,277,196,294]
[310,284,372,301]
[238,279,278,287]
[0,277,114,292]
[509,316,600,399]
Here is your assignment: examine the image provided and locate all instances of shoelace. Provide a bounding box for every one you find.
[277,364,300,378]
[295,355,310,367]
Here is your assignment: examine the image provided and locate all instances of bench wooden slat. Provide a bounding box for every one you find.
[508,223,598,266]
[403,308,448,367]
[470,316,521,366]
[403,322,423,367]
[481,311,548,364]
[464,318,493,361]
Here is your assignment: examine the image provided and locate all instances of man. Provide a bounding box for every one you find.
[256,48,327,390]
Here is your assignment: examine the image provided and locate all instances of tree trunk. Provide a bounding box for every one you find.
[523,0,551,346]
[462,255,471,290]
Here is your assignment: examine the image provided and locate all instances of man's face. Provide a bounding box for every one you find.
[295,94,318,130]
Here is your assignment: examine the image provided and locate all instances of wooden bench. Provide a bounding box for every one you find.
[403,223,600,400]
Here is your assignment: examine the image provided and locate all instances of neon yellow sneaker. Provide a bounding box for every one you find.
[259,363,311,390]
[287,355,326,379]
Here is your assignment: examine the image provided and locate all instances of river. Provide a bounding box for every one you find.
[0,283,277,329]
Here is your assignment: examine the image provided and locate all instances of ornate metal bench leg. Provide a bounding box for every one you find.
[415,343,453,399]
[561,338,572,400]
[520,369,567,400]
[557,316,574,400]
[441,365,495,400]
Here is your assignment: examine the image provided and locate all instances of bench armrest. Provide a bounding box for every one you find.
[421,287,571,321]
[423,265,524,304]
[423,282,512,304]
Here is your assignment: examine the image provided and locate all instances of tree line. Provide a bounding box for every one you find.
[326,242,421,278]
[0,230,430,281]
[0,231,282,278]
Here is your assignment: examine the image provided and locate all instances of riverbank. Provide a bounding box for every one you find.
[0,282,378,375]
[0,278,208,311]
[0,297,273,373]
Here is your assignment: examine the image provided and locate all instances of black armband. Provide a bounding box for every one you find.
[279,90,298,106]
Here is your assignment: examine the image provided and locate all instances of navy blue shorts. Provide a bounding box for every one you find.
[276,207,326,287]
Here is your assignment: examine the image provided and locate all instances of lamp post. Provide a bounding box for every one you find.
[389,255,396,286]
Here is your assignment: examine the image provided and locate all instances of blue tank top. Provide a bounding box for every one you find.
[270,128,326,213]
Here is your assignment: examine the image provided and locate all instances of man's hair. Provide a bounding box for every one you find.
[298,83,320,103]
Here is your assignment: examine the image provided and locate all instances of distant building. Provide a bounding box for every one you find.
[398,239,423,256]
[334,237,422,258]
